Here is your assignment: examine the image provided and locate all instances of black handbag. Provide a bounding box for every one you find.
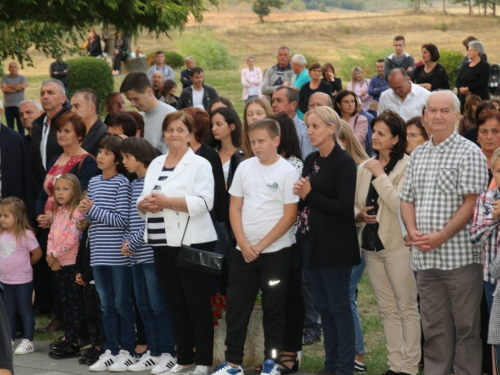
[176,199,223,276]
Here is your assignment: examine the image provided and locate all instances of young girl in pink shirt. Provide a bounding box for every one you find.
[46,174,84,359]
[0,197,42,355]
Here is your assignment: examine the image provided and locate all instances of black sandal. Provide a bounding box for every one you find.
[278,354,299,374]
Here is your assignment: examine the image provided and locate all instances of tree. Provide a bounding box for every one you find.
[0,0,217,66]
[452,0,473,14]
[252,0,284,23]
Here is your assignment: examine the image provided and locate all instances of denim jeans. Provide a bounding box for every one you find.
[132,263,176,357]
[93,266,135,354]
[350,253,365,355]
[484,280,500,363]
[302,243,355,375]
[244,95,259,106]
[2,282,34,341]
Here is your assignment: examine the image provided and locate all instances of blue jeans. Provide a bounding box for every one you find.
[484,280,500,362]
[350,254,365,355]
[93,266,135,354]
[132,263,176,357]
[2,282,34,340]
[303,245,355,375]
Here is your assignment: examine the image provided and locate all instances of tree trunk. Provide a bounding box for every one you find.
[415,0,420,11]
[443,0,446,12]
[468,0,472,15]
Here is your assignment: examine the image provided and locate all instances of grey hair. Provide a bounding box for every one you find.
[425,90,461,113]
[291,54,307,66]
[19,99,43,112]
[388,67,408,79]
[41,79,66,95]
[277,46,290,54]
[185,56,194,62]
[468,40,484,55]
[309,92,332,107]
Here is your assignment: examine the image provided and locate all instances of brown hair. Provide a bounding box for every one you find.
[242,97,273,158]
[0,197,34,241]
[53,174,83,214]
[182,108,210,144]
[162,111,194,134]
[248,118,280,139]
[55,111,87,142]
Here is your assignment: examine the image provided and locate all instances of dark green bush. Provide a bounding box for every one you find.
[145,50,184,69]
[67,57,114,116]
[439,50,464,89]
[339,0,363,10]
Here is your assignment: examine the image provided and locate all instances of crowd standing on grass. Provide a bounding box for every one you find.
[3,32,500,375]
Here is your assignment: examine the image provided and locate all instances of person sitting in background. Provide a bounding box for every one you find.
[347,67,371,112]
[86,29,102,58]
[180,56,195,89]
[49,58,69,96]
[241,56,263,104]
[459,94,481,135]
[368,60,389,102]
[405,116,429,155]
[152,71,164,100]
[112,31,129,76]
[160,80,179,108]
[411,44,449,92]
[104,92,125,125]
[298,63,332,115]
[147,51,175,82]
[322,63,342,97]
[176,67,219,112]
[334,90,368,147]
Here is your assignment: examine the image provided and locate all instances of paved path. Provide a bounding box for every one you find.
[13,341,314,375]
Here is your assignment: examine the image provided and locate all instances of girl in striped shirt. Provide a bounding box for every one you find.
[78,136,134,372]
[119,137,177,373]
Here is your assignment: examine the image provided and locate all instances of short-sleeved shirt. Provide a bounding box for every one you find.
[1,74,27,107]
[400,131,488,270]
[229,156,300,253]
[378,82,430,121]
[0,230,39,284]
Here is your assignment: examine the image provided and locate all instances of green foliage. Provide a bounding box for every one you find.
[342,26,351,34]
[175,31,238,71]
[0,0,218,66]
[439,49,464,89]
[302,53,321,66]
[288,0,307,10]
[252,0,284,22]
[318,2,328,11]
[437,21,448,31]
[339,0,364,10]
[337,46,392,82]
[67,57,114,116]
[145,51,185,69]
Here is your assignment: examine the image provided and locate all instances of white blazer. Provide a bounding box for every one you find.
[138,148,217,247]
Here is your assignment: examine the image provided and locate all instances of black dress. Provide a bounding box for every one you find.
[412,63,449,91]
[298,80,333,114]
[323,78,343,96]
[456,59,490,112]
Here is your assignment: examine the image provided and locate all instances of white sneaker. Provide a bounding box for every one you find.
[14,339,34,354]
[89,350,116,372]
[192,365,208,375]
[160,363,195,375]
[151,353,177,374]
[213,362,243,375]
[260,359,280,375]
[128,351,159,372]
[109,350,136,372]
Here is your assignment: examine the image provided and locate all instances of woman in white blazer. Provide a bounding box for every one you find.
[241,56,263,103]
[354,111,420,375]
[137,111,217,375]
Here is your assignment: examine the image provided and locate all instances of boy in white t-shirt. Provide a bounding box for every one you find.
[215,119,300,375]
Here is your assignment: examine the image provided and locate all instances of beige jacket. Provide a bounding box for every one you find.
[354,154,409,250]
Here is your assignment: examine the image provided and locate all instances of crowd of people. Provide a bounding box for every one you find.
[1,33,500,375]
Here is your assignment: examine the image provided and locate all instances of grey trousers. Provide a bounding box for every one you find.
[417,263,483,375]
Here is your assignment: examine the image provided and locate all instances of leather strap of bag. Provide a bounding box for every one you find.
[180,196,212,244]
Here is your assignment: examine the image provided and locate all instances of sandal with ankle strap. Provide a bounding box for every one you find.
[278,354,299,374]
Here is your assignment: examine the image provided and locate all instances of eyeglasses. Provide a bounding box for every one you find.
[407,133,423,140]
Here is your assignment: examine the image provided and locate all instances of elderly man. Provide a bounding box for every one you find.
[104,92,125,124]
[261,46,296,97]
[19,99,43,148]
[147,51,175,82]
[308,92,332,109]
[290,55,310,119]
[378,68,430,121]
[120,72,176,153]
[1,62,28,135]
[180,56,195,89]
[401,90,488,375]
[70,89,107,156]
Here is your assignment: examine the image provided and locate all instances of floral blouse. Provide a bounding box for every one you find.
[297,159,321,235]
[47,206,83,266]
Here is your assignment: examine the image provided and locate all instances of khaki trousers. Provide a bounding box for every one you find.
[417,263,483,375]
[364,247,421,375]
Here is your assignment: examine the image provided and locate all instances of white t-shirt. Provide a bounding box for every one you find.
[192,88,205,110]
[229,156,300,253]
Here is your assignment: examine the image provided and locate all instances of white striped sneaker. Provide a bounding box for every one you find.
[109,350,137,372]
[128,351,159,372]
[151,353,177,374]
[89,350,116,372]
[14,339,34,354]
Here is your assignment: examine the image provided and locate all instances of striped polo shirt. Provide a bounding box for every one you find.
[85,174,131,266]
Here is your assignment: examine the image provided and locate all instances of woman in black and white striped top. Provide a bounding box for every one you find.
[137,111,217,375]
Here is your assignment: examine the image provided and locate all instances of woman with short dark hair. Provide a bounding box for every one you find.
[412,44,449,92]
[322,63,342,97]
[298,63,333,115]
[354,110,420,375]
